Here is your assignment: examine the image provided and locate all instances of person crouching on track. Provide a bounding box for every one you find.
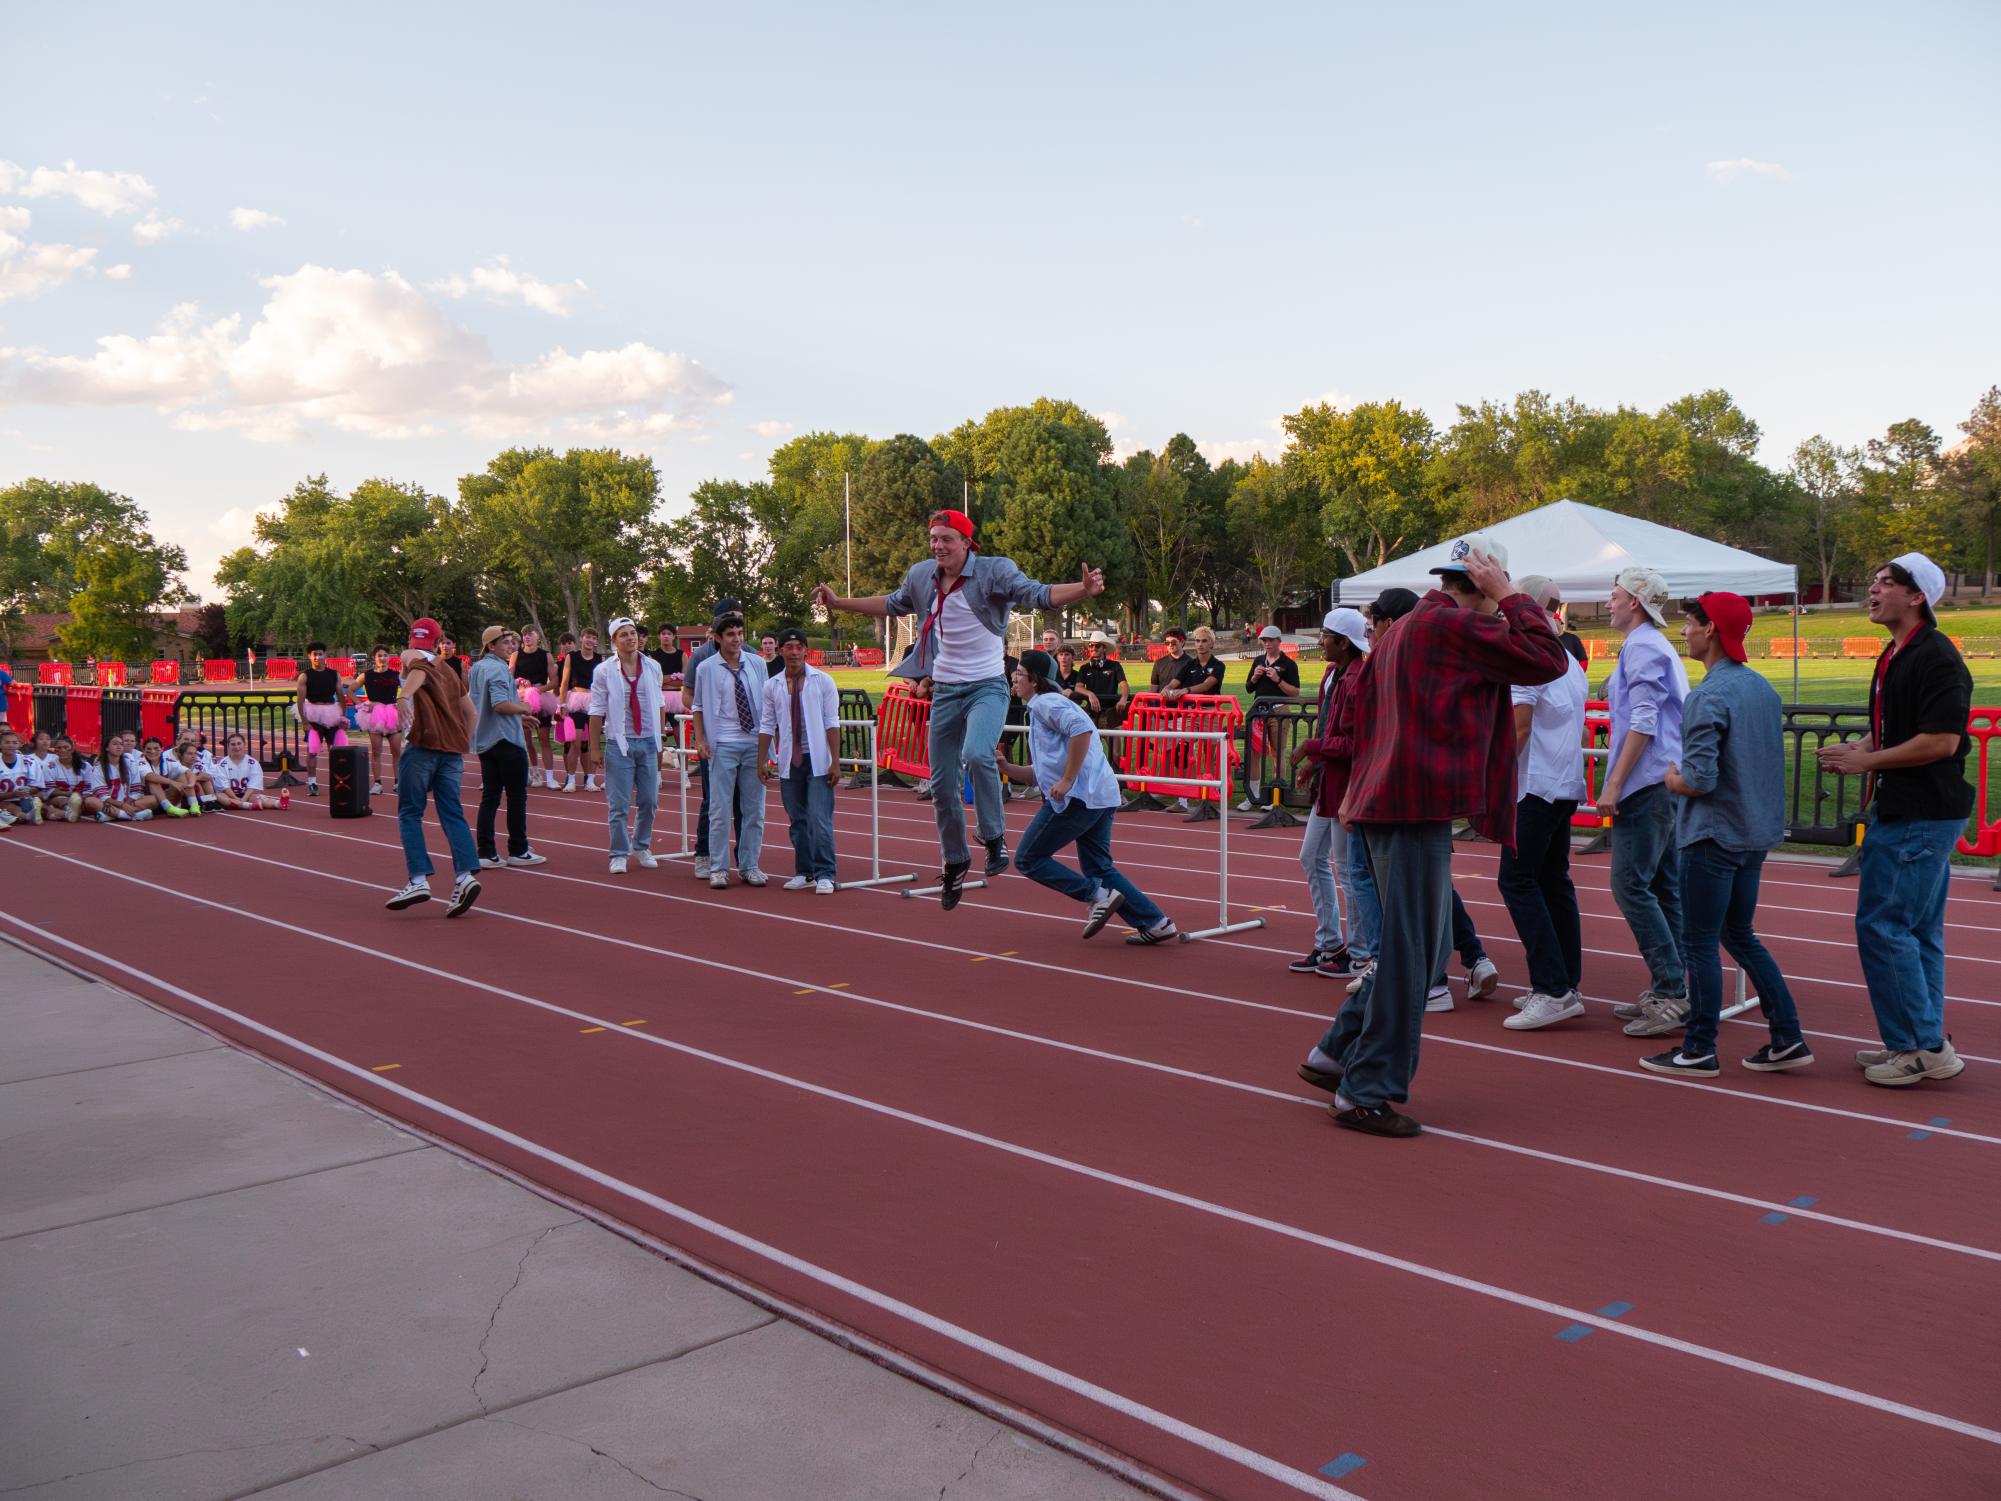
[995,649,1177,945]
[0,727,46,828]
[758,625,842,893]
[213,732,281,810]
[588,617,664,876]
[385,617,482,917]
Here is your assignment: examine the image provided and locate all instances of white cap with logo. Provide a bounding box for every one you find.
[1322,607,1371,654]
[1430,533,1509,576]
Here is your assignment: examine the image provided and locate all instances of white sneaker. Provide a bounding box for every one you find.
[608,856,627,875]
[1425,984,1455,1013]
[370,780,382,795]
[709,871,729,889]
[480,855,507,869]
[385,879,432,910]
[693,856,711,879]
[740,867,769,887]
[1467,957,1499,999]
[584,775,599,792]
[783,874,812,890]
[545,771,562,790]
[634,850,658,869]
[1235,797,1257,812]
[508,850,547,867]
[1345,961,1375,995]
[1504,991,1586,1030]
[562,775,577,792]
[815,878,835,895]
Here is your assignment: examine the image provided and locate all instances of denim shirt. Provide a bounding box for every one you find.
[1606,623,1690,797]
[882,554,1055,682]
[467,653,525,753]
[1675,661,1786,852]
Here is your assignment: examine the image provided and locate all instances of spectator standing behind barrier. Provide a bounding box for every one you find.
[1600,566,1693,1038]
[686,604,746,878]
[385,618,482,917]
[1296,536,1567,1138]
[1075,631,1130,729]
[1637,593,1810,1076]
[589,617,665,876]
[1150,627,1189,692]
[1242,624,1301,810]
[469,625,545,872]
[1501,576,1592,1031]
[1817,553,1974,1088]
[996,650,1177,944]
[814,509,1104,910]
[758,625,842,893]
[1164,626,1227,822]
[1054,645,1086,706]
[1290,608,1371,979]
[689,611,770,890]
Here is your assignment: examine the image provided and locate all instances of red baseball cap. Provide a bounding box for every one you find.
[408,617,443,651]
[1696,592,1751,663]
[928,509,979,550]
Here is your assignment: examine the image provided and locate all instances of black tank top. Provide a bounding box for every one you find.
[303,665,340,704]
[562,651,599,694]
[363,668,400,704]
[514,647,550,685]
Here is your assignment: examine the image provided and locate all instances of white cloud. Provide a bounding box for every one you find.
[0,159,158,216]
[0,241,97,301]
[750,419,795,438]
[132,215,184,244]
[0,206,29,235]
[429,259,587,316]
[103,263,133,280]
[1706,157,1791,182]
[229,207,285,232]
[0,263,733,445]
[206,505,262,542]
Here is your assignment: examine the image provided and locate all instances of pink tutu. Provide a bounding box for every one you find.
[359,701,400,735]
[300,699,348,754]
[563,689,591,715]
[555,715,580,744]
[517,683,554,717]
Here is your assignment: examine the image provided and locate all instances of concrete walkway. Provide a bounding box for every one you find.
[0,940,1150,1501]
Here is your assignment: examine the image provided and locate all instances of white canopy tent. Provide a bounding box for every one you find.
[1334,498,1802,696]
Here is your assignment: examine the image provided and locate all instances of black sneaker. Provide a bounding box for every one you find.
[1288,949,1328,974]
[1081,888,1124,939]
[939,858,972,911]
[1638,1049,1720,1078]
[1296,1061,1343,1094]
[446,875,482,918]
[982,838,1010,878]
[1331,1102,1422,1138]
[1742,1040,1815,1072]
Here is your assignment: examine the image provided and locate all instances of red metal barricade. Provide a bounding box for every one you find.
[874,682,933,779]
[1146,643,1171,661]
[97,661,129,686]
[1119,691,1243,804]
[1956,707,2000,858]
[265,656,299,680]
[327,656,355,675]
[150,659,181,685]
[201,659,237,683]
[65,687,105,751]
[5,682,32,735]
[852,647,885,668]
[806,649,826,667]
[1574,700,1612,830]
[39,661,74,685]
[140,686,178,744]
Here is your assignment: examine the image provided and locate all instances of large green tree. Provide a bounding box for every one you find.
[977,412,1129,614]
[765,431,871,616]
[1115,449,1196,632]
[846,434,962,595]
[57,536,191,660]
[1841,419,1951,573]
[1788,436,1861,604]
[1943,386,2001,596]
[1,480,190,649]
[1228,455,1327,620]
[657,479,778,627]
[1287,399,1441,572]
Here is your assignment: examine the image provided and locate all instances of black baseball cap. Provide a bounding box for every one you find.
[775,626,809,648]
[1370,587,1418,622]
[711,597,743,624]
[1017,648,1062,691]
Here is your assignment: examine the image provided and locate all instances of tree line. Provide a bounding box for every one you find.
[2,384,1995,659]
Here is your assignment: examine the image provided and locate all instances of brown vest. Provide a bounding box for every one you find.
[407,656,470,754]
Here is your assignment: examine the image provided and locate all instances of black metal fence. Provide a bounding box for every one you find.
[171,691,306,773]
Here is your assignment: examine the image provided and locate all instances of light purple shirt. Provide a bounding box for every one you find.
[1605,623,1690,796]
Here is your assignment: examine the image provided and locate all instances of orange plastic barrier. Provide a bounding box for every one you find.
[1574,701,1612,829]
[1146,643,1171,661]
[5,682,31,735]
[874,683,933,780]
[65,687,104,751]
[39,661,74,685]
[1767,638,1806,659]
[806,649,826,667]
[139,686,178,744]
[1957,708,2001,858]
[327,656,355,675]
[1119,691,1243,805]
[265,656,299,680]
[1842,636,1883,659]
[201,659,238,683]
[150,659,181,685]
[98,661,129,686]
[852,647,885,668]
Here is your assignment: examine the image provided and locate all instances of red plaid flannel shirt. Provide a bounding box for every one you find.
[1339,590,1569,846]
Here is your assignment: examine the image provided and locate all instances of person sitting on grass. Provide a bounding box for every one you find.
[138,736,200,817]
[212,731,282,811]
[0,727,46,828]
[994,649,1177,945]
[41,736,98,822]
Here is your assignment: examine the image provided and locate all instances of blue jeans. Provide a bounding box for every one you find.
[780,764,838,881]
[1016,798,1165,931]
[1855,814,1963,1052]
[928,676,1010,864]
[396,746,479,883]
[707,739,765,873]
[1316,822,1453,1108]
[1679,840,1802,1060]
[1300,811,1344,953]
[1335,818,1379,964]
[603,735,659,858]
[692,760,742,862]
[1609,781,1685,996]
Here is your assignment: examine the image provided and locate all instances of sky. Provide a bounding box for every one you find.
[2,1,1996,600]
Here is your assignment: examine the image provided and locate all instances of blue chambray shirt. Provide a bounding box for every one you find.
[1675,661,1787,851]
[1606,623,1690,797]
[1026,691,1120,811]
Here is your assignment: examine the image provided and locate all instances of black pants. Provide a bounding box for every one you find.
[477,740,530,860]
[1496,794,1582,997]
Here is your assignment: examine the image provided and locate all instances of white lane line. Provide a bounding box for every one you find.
[2,895,1995,1454]
[0,907,1361,1501]
[21,832,1993,1263]
[197,819,2001,1149]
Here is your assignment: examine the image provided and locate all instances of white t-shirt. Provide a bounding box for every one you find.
[930,587,1004,684]
[0,753,43,797]
[1511,656,1590,803]
[42,759,95,795]
[122,750,149,787]
[213,754,264,795]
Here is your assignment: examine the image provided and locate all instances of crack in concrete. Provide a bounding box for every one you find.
[0,1434,371,1495]
[486,1417,703,1498]
[471,1223,564,1412]
[938,1425,1006,1500]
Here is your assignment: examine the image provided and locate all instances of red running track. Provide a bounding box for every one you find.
[3,771,1998,1501]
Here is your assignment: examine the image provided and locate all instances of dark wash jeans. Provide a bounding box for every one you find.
[1497,795,1582,997]
[1016,797,1166,931]
[1609,781,1686,996]
[1679,839,1802,1060]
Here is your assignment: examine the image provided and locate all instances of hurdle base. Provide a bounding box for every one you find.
[1178,918,1267,942]
[903,878,990,899]
[836,873,917,891]
[658,850,699,863]
[1719,996,1760,1021]
[1248,806,1302,830]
